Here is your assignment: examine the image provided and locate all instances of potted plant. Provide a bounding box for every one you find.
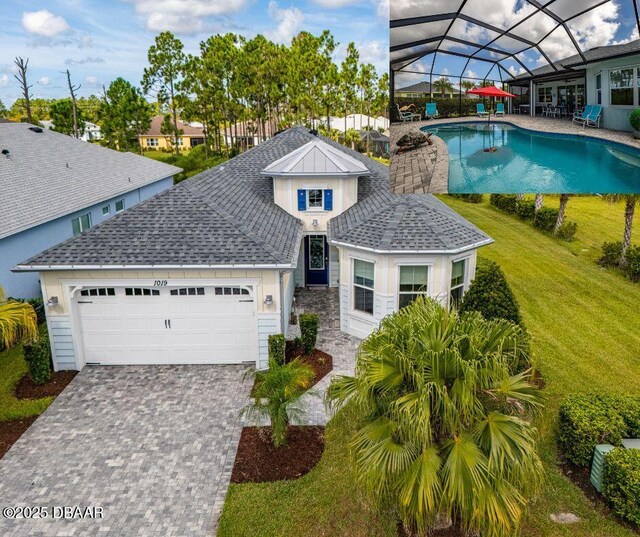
[630,108,640,139]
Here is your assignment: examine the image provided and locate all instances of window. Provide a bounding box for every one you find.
[124,288,160,296]
[147,138,158,147]
[115,199,125,212]
[170,287,205,296]
[610,68,634,106]
[102,205,110,216]
[80,288,115,297]
[537,86,552,104]
[214,287,251,295]
[177,137,184,146]
[450,259,467,309]
[596,74,602,105]
[71,213,92,235]
[398,266,429,309]
[307,189,323,209]
[353,259,374,314]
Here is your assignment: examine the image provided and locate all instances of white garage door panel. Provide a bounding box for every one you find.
[76,286,258,365]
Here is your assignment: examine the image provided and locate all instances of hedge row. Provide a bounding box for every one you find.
[603,448,640,525]
[448,194,484,204]
[490,194,577,241]
[558,393,640,467]
[599,241,640,283]
[393,97,484,120]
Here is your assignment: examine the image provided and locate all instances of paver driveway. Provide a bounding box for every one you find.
[0,364,252,537]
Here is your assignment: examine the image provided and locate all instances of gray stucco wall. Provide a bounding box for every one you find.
[1,177,173,298]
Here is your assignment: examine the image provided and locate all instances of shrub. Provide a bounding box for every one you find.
[393,97,479,120]
[603,448,640,525]
[460,258,523,326]
[299,313,319,355]
[533,207,559,233]
[23,335,52,385]
[27,298,46,324]
[599,241,623,267]
[558,393,640,467]
[449,193,483,203]
[267,334,286,366]
[555,221,578,241]
[625,245,640,282]
[515,200,536,220]
[490,194,518,213]
[630,108,640,131]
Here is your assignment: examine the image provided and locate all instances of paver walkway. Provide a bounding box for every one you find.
[390,114,640,194]
[0,364,252,537]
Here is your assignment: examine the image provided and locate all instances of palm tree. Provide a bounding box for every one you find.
[460,80,476,93]
[241,358,315,447]
[433,77,454,98]
[0,287,38,349]
[603,194,639,267]
[554,193,571,234]
[534,194,544,212]
[327,297,543,537]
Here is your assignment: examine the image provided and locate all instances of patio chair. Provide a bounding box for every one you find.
[476,103,489,117]
[495,102,505,116]
[425,102,439,120]
[396,103,421,122]
[584,105,602,128]
[572,105,594,126]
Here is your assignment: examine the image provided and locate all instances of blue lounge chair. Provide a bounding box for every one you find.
[425,102,439,119]
[495,102,505,116]
[476,103,489,117]
[584,105,602,128]
[396,103,421,122]
[572,105,593,126]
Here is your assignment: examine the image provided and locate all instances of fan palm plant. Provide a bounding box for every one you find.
[242,358,315,447]
[0,286,38,349]
[603,194,639,267]
[327,297,543,537]
[433,77,454,98]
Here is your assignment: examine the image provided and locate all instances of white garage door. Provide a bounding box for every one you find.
[75,285,258,365]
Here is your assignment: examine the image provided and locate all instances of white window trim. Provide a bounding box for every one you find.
[147,138,159,147]
[72,212,92,234]
[102,205,110,216]
[115,199,125,213]
[352,257,375,316]
[396,263,433,310]
[449,255,471,305]
[306,189,324,212]
[608,65,639,108]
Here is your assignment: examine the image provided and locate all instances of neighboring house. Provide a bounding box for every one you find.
[40,120,103,142]
[396,81,470,99]
[219,120,275,149]
[0,122,180,298]
[16,127,492,371]
[138,115,205,151]
[359,130,390,158]
[323,114,390,132]
[507,39,640,131]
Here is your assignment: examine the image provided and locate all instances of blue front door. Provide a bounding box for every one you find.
[305,235,329,286]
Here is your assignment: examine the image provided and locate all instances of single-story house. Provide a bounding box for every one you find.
[138,115,205,151]
[220,120,275,149]
[323,114,390,132]
[0,122,180,298]
[396,81,472,99]
[359,130,390,158]
[40,120,102,142]
[507,39,640,131]
[15,127,492,371]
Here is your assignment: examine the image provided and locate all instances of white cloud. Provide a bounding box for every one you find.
[358,40,387,65]
[466,69,477,79]
[64,56,105,66]
[127,0,248,33]
[613,26,639,45]
[0,74,9,87]
[37,76,50,85]
[265,1,304,44]
[22,10,70,37]
[84,76,99,87]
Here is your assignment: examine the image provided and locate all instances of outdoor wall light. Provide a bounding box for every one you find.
[264,295,273,306]
[312,219,319,227]
[46,296,59,307]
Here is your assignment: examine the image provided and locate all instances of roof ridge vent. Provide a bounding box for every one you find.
[28,126,43,133]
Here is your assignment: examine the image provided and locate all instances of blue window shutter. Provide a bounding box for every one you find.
[298,189,307,211]
[324,189,333,211]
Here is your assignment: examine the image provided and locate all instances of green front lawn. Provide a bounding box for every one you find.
[220,195,640,536]
[0,325,52,422]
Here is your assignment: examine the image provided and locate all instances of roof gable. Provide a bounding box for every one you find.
[261,138,371,177]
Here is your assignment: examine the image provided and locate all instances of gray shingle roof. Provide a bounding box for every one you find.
[0,123,181,239]
[328,193,492,253]
[19,126,490,269]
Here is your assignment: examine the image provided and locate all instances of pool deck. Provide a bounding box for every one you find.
[389,115,640,194]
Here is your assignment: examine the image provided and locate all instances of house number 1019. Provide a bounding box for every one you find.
[154,280,168,287]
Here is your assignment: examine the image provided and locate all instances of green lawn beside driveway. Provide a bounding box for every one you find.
[219,195,640,537]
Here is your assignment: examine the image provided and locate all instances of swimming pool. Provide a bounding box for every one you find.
[424,122,640,193]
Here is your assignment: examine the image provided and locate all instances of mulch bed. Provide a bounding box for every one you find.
[231,425,325,483]
[14,370,77,399]
[0,417,37,459]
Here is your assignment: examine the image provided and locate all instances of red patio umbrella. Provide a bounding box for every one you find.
[466,86,516,123]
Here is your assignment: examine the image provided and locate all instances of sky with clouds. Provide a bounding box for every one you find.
[392,0,640,88]
[0,0,388,106]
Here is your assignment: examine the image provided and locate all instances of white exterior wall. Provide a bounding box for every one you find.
[336,245,478,339]
[39,268,283,371]
[282,271,296,337]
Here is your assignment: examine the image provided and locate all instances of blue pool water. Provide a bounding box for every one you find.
[424,122,640,193]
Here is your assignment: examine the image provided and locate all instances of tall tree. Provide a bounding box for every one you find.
[65,69,81,138]
[534,194,544,212]
[13,57,33,124]
[603,195,640,267]
[142,31,186,156]
[357,63,377,153]
[340,43,360,137]
[433,77,454,98]
[554,194,571,234]
[0,98,7,119]
[100,77,153,153]
[50,99,85,137]
[461,80,476,92]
